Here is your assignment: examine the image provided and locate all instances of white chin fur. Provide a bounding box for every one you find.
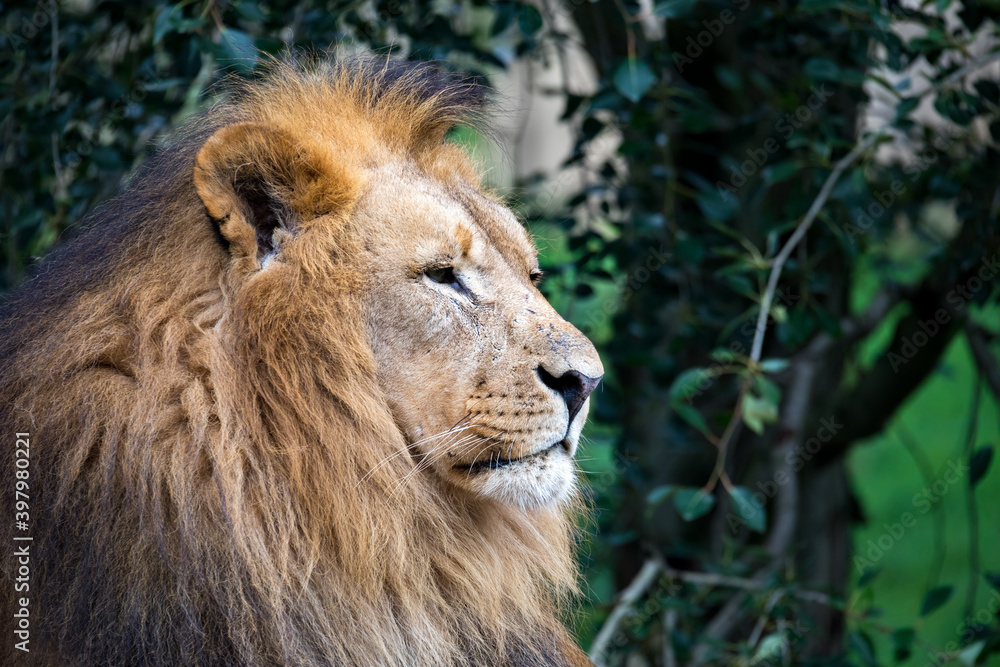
[476,451,576,510]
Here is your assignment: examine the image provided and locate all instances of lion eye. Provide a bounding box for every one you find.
[426,266,463,289]
[529,269,544,285]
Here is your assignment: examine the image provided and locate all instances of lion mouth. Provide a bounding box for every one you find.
[453,439,569,475]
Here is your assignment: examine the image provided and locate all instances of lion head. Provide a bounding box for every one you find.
[0,57,601,666]
[193,63,603,512]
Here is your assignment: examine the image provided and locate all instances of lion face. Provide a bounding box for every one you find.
[358,163,604,509]
[193,108,602,511]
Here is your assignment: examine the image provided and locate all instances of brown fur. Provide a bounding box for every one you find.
[0,56,600,666]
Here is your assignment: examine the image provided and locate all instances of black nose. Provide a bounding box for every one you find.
[537,367,602,425]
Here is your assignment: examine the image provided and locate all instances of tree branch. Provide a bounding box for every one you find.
[808,250,993,466]
[966,324,1000,402]
[588,558,662,666]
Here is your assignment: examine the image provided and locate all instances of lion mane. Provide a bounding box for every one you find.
[0,57,591,666]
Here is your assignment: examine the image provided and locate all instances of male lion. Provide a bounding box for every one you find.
[0,58,603,666]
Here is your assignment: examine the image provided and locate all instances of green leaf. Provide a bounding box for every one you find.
[969,446,993,486]
[758,358,789,373]
[804,58,840,81]
[983,571,1000,591]
[850,629,877,666]
[668,368,710,403]
[960,640,986,667]
[892,628,915,662]
[647,484,676,506]
[517,4,543,35]
[154,5,180,44]
[975,80,1000,105]
[859,568,882,588]
[492,2,517,35]
[895,96,920,119]
[742,393,778,435]
[695,188,739,222]
[90,146,122,170]
[763,161,800,185]
[710,348,737,363]
[715,65,743,91]
[220,28,258,73]
[752,633,784,664]
[935,90,975,125]
[653,0,697,18]
[613,60,658,103]
[675,234,705,264]
[142,78,188,93]
[924,28,951,46]
[153,5,206,43]
[234,1,268,21]
[730,486,766,533]
[799,0,855,13]
[919,585,954,617]
[812,302,843,337]
[673,488,715,521]
[605,530,638,546]
[991,120,1000,144]
[674,403,711,436]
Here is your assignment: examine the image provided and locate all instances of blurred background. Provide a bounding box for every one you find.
[2,1,999,665]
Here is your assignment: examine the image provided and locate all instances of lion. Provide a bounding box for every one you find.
[0,56,604,666]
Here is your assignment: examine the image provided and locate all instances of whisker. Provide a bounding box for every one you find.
[464,432,506,480]
[387,432,483,496]
[357,421,482,487]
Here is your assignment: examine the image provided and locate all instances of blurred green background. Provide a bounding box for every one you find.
[3,0,1000,665]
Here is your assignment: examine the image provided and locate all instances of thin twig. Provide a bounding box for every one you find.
[897,423,946,591]
[611,0,637,63]
[704,390,745,491]
[589,559,661,665]
[691,590,749,666]
[748,590,784,649]
[778,618,791,667]
[961,372,982,621]
[660,566,840,607]
[748,131,881,363]
[50,9,58,93]
[663,566,764,590]
[663,608,678,667]
[928,50,1000,91]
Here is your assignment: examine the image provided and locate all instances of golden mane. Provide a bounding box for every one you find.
[0,57,586,666]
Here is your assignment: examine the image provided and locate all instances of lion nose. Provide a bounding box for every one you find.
[537,367,603,425]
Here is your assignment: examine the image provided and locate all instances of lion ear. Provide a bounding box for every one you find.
[194,122,333,261]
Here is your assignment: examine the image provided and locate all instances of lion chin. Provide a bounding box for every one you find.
[454,439,576,510]
[0,55,603,667]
